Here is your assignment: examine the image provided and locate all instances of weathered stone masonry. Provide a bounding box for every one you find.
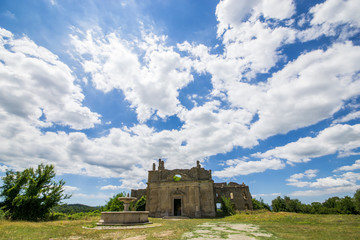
[132,159,253,218]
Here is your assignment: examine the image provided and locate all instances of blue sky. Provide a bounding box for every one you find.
[1,0,360,207]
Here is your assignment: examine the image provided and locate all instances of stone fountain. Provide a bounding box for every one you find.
[98,194,150,225]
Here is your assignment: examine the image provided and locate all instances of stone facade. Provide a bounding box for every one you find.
[214,182,253,210]
[131,159,253,218]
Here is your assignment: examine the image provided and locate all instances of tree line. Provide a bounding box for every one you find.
[253,190,360,214]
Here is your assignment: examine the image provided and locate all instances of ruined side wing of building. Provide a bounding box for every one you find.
[132,159,253,218]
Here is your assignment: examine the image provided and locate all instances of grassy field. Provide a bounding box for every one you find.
[0,211,359,239]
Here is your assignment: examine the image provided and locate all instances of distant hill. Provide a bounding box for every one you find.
[52,204,101,213]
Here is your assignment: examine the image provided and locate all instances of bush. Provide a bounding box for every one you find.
[220,196,235,216]
[354,189,360,214]
[103,192,126,211]
[134,196,146,211]
[252,198,271,211]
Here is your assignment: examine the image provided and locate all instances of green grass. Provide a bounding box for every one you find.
[0,211,359,239]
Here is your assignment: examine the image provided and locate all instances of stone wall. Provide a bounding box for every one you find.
[131,189,147,200]
[214,182,253,210]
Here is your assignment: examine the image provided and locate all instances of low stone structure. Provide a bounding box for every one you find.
[132,159,253,218]
[98,195,150,225]
[98,211,149,225]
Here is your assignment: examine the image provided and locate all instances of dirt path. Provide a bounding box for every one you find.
[181,222,273,239]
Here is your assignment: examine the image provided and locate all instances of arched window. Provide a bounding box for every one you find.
[173,174,182,182]
[230,192,234,199]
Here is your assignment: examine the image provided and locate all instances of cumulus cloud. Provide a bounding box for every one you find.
[249,42,360,139]
[184,5,360,144]
[288,169,318,180]
[298,0,360,41]
[71,30,193,122]
[291,185,360,197]
[64,186,80,192]
[100,185,121,190]
[333,111,360,124]
[254,124,360,163]
[0,28,101,130]
[253,192,281,198]
[287,169,360,196]
[213,158,285,178]
[310,0,360,28]
[255,0,295,20]
[335,160,360,172]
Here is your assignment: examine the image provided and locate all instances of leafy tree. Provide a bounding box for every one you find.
[284,196,302,213]
[220,196,235,215]
[272,196,286,212]
[0,164,70,221]
[354,189,360,214]
[103,192,126,211]
[252,198,270,211]
[322,196,340,209]
[338,196,356,214]
[299,203,314,214]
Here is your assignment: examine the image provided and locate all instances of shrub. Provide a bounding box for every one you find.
[252,198,270,211]
[220,196,235,216]
[134,196,146,211]
[103,192,126,211]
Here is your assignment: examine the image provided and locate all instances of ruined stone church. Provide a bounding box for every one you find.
[131,159,253,218]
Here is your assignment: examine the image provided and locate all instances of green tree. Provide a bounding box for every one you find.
[220,196,235,215]
[252,198,270,211]
[272,196,286,212]
[0,164,70,221]
[284,196,302,213]
[354,189,360,214]
[338,196,356,214]
[103,192,126,211]
[134,195,146,211]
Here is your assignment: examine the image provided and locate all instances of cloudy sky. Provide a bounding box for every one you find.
[1,0,360,206]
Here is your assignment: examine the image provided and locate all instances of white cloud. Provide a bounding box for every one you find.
[184,9,360,145]
[0,165,8,172]
[254,124,360,163]
[310,0,360,28]
[249,42,360,139]
[216,0,295,37]
[64,186,80,192]
[72,192,112,201]
[253,192,281,198]
[71,30,193,122]
[213,158,285,178]
[215,0,260,36]
[333,111,360,124]
[288,169,318,180]
[100,185,121,190]
[0,28,101,130]
[335,160,360,172]
[298,0,360,41]
[287,169,360,195]
[255,0,295,20]
[291,185,360,197]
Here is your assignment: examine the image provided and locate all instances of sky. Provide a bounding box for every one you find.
[0,0,360,207]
